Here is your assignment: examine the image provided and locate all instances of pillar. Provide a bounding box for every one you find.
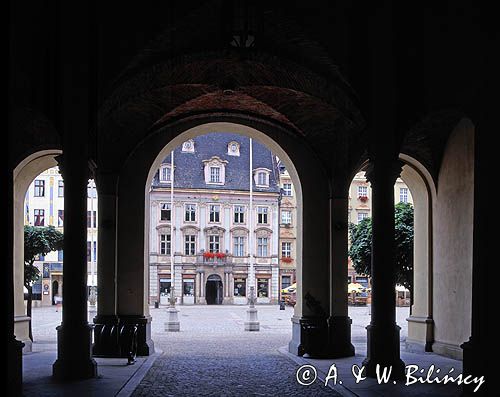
[327,196,355,357]
[52,1,97,378]
[461,117,488,396]
[92,171,119,356]
[362,160,405,378]
[52,154,97,379]
[8,163,24,396]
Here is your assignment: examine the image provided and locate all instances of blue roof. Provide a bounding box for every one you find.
[152,133,280,193]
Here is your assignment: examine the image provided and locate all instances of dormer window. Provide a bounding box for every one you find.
[254,168,270,187]
[210,166,221,183]
[227,141,240,156]
[182,139,195,153]
[203,156,228,185]
[159,165,172,183]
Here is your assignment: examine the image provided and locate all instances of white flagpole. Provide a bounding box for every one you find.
[249,138,254,293]
[170,150,175,305]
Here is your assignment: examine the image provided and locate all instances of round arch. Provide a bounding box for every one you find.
[13,149,62,353]
[110,115,332,355]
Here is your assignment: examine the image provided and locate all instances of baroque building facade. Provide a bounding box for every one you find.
[148,133,281,305]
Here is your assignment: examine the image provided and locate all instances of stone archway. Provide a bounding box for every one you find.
[205,274,223,305]
[13,150,62,353]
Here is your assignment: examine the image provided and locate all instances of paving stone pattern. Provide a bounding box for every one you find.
[132,305,338,396]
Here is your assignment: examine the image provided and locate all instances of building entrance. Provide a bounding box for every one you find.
[205,274,223,305]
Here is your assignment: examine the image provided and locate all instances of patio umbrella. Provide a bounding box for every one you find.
[348,282,364,293]
[281,283,296,294]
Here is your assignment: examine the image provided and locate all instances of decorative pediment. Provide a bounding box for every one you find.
[181,225,200,234]
[255,227,272,237]
[231,226,249,237]
[204,225,225,235]
[156,225,172,233]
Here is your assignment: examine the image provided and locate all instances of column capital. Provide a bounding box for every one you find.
[364,158,403,185]
[55,154,95,182]
[95,169,119,196]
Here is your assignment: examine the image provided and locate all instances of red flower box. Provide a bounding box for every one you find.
[215,252,226,259]
[281,257,293,263]
[358,195,368,202]
[203,252,215,259]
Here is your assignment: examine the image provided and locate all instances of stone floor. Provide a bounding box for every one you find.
[21,303,469,396]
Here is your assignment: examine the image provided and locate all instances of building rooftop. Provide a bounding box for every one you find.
[152,133,280,193]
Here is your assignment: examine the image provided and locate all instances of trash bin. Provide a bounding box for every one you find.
[154,301,159,308]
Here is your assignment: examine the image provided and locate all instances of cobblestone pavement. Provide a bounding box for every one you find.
[133,305,336,396]
[29,303,410,396]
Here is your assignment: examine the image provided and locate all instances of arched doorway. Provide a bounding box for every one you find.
[205,274,223,305]
[52,280,59,306]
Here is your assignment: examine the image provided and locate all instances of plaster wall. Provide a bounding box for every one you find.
[432,119,474,360]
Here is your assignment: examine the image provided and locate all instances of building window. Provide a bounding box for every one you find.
[209,204,220,222]
[257,237,268,256]
[160,165,172,183]
[257,172,267,186]
[185,235,196,255]
[58,250,64,261]
[400,187,408,203]
[257,278,269,298]
[185,204,196,222]
[58,210,64,227]
[233,236,245,256]
[210,167,221,183]
[281,242,291,258]
[282,183,292,196]
[87,241,92,262]
[358,185,368,198]
[87,210,97,228]
[227,141,240,156]
[58,180,64,197]
[357,212,368,223]
[160,203,171,221]
[281,210,291,225]
[234,278,246,297]
[160,234,171,255]
[208,235,220,253]
[34,180,45,197]
[183,279,195,297]
[234,205,245,223]
[34,209,45,226]
[182,140,195,152]
[257,207,268,224]
[281,275,291,290]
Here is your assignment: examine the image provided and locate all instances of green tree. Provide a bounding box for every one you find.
[348,202,414,304]
[24,226,64,340]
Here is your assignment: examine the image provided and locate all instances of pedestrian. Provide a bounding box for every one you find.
[55,294,62,312]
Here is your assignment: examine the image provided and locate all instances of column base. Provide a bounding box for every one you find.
[406,315,433,353]
[288,315,304,356]
[462,337,488,396]
[165,307,180,332]
[8,337,24,397]
[244,307,260,331]
[327,316,355,358]
[53,323,98,380]
[93,315,154,357]
[362,323,405,379]
[299,316,330,358]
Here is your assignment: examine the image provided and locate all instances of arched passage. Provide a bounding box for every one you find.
[13,150,62,352]
[93,117,338,357]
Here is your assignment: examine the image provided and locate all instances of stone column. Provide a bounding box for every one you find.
[327,196,355,357]
[461,117,488,396]
[362,160,405,378]
[92,171,119,356]
[8,163,24,396]
[52,154,97,379]
[51,1,97,378]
